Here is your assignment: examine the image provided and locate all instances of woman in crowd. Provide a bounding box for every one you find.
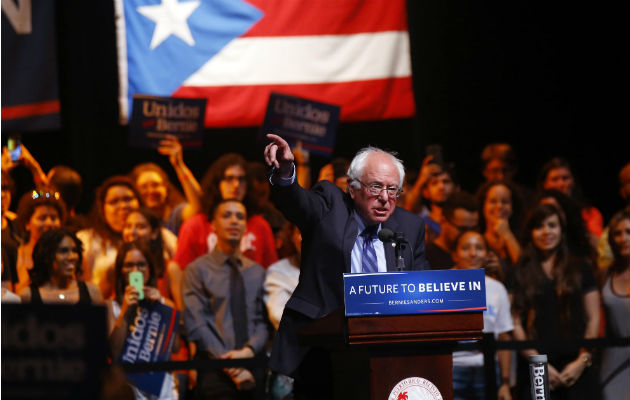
[122,207,182,310]
[15,189,66,293]
[107,240,178,400]
[536,189,596,263]
[511,204,600,400]
[77,176,142,298]
[451,230,513,400]
[2,171,20,290]
[538,157,603,239]
[477,181,522,266]
[130,135,202,235]
[19,228,102,304]
[174,153,277,269]
[599,210,630,400]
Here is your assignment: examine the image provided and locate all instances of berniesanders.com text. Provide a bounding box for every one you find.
[388,298,444,305]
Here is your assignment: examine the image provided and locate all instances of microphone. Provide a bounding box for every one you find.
[378,228,395,243]
[378,228,407,271]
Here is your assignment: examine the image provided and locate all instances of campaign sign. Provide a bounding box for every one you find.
[119,301,180,396]
[129,95,206,149]
[262,92,341,156]
[344,269,486,317]
[1,304,108,400]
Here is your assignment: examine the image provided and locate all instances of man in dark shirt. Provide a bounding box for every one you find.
[426,192,479,269]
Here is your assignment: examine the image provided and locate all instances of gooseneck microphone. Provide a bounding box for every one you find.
[378,228,408,271]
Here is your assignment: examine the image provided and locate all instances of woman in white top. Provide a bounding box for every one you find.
[77,176,142,299]
[451,230,513,400]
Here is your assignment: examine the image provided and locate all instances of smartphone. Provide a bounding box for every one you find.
[129,271,145,300]
[7,134,21,162]
[426,144,443,166]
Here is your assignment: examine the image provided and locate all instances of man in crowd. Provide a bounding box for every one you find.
[425,191,479,269]
[264,134,429,399]
[182,199,268,400]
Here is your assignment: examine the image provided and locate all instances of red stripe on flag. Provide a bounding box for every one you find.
[244,0,407,36]
[173,77,415,127]
[1,100,60,120]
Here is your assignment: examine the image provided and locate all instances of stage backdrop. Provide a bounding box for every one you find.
[1,0,61,132]
[114,0,415,128]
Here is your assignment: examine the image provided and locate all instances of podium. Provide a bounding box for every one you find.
[299,271,485,400]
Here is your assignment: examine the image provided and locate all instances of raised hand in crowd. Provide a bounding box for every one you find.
[2,144,48,187]
[158,134,202,224]
[403,155,442,213]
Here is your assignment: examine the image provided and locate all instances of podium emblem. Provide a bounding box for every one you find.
[388,377,443,400]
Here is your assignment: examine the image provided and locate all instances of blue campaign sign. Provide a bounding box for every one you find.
[120,301,180,396]
[343,269,486,317]
[262,92,341,156]
[129,94,206,149]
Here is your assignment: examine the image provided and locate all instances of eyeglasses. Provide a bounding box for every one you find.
[356,179,401,198]
[31,190,60,200]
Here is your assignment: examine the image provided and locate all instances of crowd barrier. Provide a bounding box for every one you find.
[120,335,630,399]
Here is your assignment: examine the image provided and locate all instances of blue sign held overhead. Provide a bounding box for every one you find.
[129,94,206,149]
[344,269,486,317]
[262,92,341,157]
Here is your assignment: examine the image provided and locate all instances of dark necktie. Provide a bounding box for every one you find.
[360,225,379,273]
[227,257,248,349]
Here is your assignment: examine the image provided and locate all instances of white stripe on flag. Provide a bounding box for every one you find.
[183,31,411,86]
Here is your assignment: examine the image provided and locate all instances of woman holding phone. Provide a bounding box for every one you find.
[107,240,178,400]
[122,207,183,310]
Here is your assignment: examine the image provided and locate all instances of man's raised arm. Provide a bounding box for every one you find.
[264,134,295,179]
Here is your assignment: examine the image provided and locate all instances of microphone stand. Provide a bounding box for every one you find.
[394,232,406,271]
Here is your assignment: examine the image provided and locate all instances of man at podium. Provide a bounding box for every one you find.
[264,134,430,399]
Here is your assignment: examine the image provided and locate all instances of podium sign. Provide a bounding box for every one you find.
[343,269,486,317]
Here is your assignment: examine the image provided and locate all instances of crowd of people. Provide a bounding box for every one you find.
[1,137,628,400]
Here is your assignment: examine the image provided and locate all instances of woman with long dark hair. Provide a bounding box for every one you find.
[107,240,178,400]
[15,189,66,293]
[538,157,604,239]
[512,204,600,399]
[477,181,523,265]
[77,176,142,298]
[122,207,183,310]
[20,228,102,304]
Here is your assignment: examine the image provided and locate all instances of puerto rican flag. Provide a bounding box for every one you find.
[115,0,415,128]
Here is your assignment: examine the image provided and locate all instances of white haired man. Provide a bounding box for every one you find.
[264,134,429,399]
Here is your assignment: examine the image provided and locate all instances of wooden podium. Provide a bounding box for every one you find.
[299,309,483,399]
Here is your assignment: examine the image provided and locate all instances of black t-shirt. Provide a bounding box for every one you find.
[425,242,454,270]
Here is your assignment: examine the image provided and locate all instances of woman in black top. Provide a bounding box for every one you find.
[19,228,102,305]
[511,204,600,399]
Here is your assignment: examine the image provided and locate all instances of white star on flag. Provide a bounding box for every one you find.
[137,0,201,50]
